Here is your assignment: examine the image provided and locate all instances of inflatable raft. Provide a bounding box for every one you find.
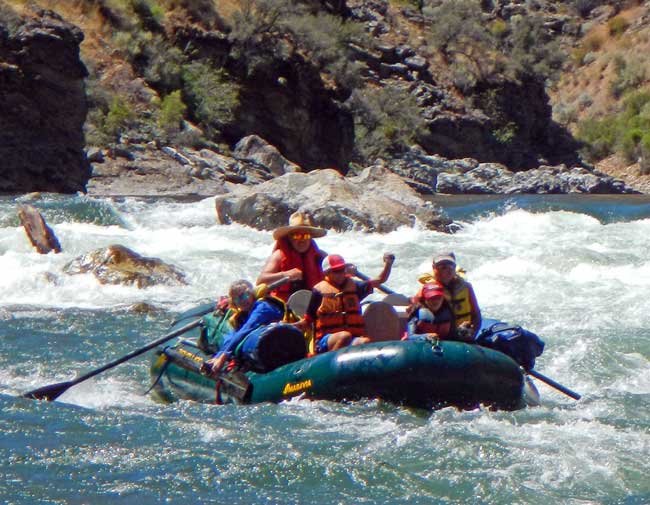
[149,299,540,411]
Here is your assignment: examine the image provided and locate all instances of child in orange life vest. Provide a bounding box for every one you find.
[296,253,395,353]
[404,282,454,341]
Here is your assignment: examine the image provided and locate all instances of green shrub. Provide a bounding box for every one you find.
[158,90,187,133]
[286,11,367,87]
[618,127,643,162]
[607,16,629,38]
[349,85,425,162]
[492,122,518,145]
[0,3,22,35]
[143,35,186,91]
[105,97,135,139]
[577,90,650,162]
[428,0,496,81]
[610,58,647,99]
[490,19,509,39]
[228,0,366,88]
[182,61,240,135]
[640,133,650,174]
[505,14,565,80]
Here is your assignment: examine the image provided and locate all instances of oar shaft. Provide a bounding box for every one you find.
[71,319,202,386]
[528,369,581,400]
[353,270,396,295]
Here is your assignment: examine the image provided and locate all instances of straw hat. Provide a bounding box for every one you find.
[273,211,327,240]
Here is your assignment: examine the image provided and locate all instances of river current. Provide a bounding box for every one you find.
[0,194,648,505]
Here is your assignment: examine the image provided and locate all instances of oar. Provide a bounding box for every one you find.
[23,319,202,402]
[528,369,581,400]
[353,269,411,305]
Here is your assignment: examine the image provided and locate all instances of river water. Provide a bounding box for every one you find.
[0,194,648,505]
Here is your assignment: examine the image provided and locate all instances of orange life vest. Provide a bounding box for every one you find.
[271,238,325,302]
[313,277,365,340]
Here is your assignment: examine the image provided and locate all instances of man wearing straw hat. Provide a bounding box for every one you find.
[257,211,328,302]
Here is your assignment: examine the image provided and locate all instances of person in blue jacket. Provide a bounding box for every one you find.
[203,279,284,374]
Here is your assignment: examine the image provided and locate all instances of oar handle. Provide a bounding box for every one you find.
[265,276,290,292]
[353,269,396,296]
[528,369,581,400]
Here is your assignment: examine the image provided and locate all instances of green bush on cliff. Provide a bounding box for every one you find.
[158,90,187,134]
[182,61,240,135]
[610,56,646,99]
[228,0,366,88]
[505,14,565,81]
[105,97,136,140]
[577,90,650,162]
[350,86,424,161]
[428,0,497,82]
[287,11,367,87]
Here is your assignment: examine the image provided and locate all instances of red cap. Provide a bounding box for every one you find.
[422,283,445,299]
[322,254,346,272]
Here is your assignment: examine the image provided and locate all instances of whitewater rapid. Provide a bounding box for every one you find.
[1,194,649,504]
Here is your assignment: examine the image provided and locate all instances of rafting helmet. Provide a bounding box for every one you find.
[322,254,347,273]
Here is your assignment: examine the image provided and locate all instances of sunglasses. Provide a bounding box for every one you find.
[290,232,312,241]
[231,291,252,306]
[434,262,455,270]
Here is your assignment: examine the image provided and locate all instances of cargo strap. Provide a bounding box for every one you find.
[143,355,170,395]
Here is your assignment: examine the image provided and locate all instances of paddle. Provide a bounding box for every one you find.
[353,269,411,305]
[528,369,581,400]
[23,319,202,401]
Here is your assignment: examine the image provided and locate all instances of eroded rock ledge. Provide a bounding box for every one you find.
[0,8,90,194]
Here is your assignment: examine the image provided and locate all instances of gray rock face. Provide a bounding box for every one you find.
[436,164,635,194]
[383,147,637,194]
[233,135,300,176]
[214,166,452,233]
[0,8,90,193]
[226,53,355,172]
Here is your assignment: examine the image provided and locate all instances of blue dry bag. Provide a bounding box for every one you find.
[475,320,545,371]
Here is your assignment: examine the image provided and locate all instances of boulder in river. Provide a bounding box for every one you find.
[214,165,453,233]
[64,245,187,288]
[17,204,62,254]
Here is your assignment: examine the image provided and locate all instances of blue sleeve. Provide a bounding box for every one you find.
[215,300,283,358]
[407,316,418,337]
[355,280,373,301]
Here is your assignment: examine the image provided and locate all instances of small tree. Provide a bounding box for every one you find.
[158,90,187,135]
[182,61,240,136]
[349,85,425,162]
[105,97,135,140]
[428,0,496,82]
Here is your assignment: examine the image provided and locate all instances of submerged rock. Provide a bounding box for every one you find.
[64,245,187,288]
[215,165,453,232]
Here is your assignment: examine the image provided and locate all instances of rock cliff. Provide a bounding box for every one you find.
[0,7,90,194]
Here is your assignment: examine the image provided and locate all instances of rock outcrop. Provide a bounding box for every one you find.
[17,204,62,254]
[382,147,637,194]
[214,166,453,233]
[0,7,90,194]
[63,245,187,288]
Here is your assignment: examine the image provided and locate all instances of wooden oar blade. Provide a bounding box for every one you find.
[22,380,73,401]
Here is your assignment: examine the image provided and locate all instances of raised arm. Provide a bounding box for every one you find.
[368,253,395,287]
